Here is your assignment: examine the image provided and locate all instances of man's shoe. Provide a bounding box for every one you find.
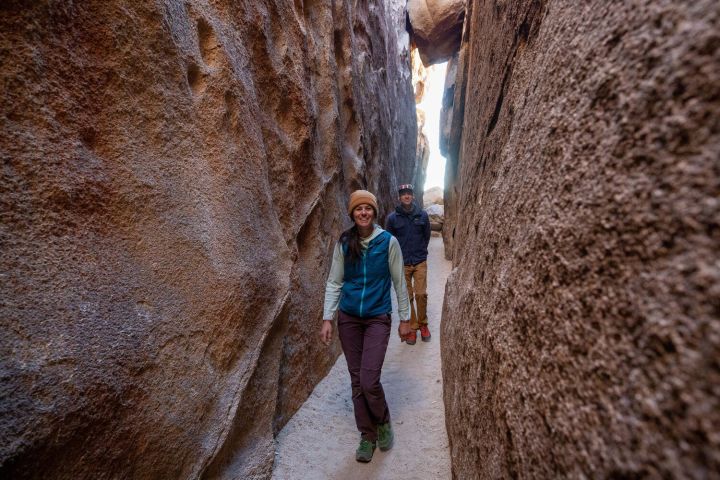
[377,422,394,451]
[420,325,431,342]
[405,330,417,345]
[355,438,376,462]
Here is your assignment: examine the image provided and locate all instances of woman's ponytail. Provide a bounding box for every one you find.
[340,225,363,263]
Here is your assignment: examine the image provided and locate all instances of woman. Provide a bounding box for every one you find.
[319,189,412,462]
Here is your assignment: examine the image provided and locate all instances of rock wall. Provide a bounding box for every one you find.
[441,0,719,478]
[414,109,430,207]
[440,47,467,260]
[0,1,416,478]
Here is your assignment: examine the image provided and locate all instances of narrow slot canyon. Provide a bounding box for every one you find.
[1,1,718,479]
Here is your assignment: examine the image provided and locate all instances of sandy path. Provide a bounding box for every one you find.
[272,236,452,480]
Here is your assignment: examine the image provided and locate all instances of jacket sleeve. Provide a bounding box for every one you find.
[388,236,411,321]
[322,242,344,321]
[423,211,431,247]
[385,213,395,236]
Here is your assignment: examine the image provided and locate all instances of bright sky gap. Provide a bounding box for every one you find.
[418,61,448,191]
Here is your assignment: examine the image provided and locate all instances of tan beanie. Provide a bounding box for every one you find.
[347,190,378,215]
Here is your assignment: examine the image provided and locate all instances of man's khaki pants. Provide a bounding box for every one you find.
[404,261,428,331]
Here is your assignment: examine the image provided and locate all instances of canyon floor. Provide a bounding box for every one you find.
[272,235,452,480]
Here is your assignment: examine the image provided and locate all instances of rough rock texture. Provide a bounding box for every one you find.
[442,0,720,478]
[413,109,430,207]
[440,44,468,260]
[407,0,466,66]
[0,1,416,478]
[408,47,430,206]
[423,186,443,206]
[426,204,444,232]
[411,46,429,103]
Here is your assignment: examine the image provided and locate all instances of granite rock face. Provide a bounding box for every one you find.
[413,110,430,208]
[426,204,444,232]
[411,46,429,103]
[440,47,467,260]
[407,0,466,66]
[442,0,720,478]
[0,1,416,478]
[423,186,443,207]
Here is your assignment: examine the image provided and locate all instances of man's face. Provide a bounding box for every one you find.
[399,190,414,207]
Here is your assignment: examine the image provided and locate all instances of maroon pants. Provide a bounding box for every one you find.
[337,310,391,441]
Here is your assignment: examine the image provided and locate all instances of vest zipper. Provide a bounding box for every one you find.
[360,252,367,317]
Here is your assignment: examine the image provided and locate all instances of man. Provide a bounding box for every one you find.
[385,184,431,345]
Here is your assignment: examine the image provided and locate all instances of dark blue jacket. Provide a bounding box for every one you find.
[386,204,430,266]
[339,230,393,318]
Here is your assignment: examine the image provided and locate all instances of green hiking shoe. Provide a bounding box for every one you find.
[377,422,394,451]
[355,438,376,462]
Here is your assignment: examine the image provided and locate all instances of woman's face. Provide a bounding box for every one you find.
[352,204,375,229]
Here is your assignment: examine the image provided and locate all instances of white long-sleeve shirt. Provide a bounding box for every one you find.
[323,225,411,321]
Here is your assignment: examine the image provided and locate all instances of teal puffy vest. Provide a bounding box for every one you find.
[339,230,392,318]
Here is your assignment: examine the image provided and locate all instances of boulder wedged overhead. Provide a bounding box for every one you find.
[0,1,416,478]
[441,0,720,478]
[407,0,466,66]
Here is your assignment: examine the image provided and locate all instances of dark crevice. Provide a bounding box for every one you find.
[486,65,512,136]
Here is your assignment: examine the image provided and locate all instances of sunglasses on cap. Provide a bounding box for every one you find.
[398,184,414,192]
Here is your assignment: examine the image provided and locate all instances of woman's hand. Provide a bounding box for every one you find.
[398,320,411,340]
[320,320,333,345]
